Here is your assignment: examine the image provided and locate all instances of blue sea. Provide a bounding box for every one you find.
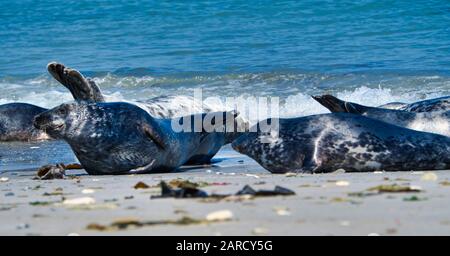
[1,0,450,170]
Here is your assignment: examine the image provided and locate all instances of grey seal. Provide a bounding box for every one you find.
[312,95,450,136]
[33,101,242,175]
[0,64,104,142]
[47,62,247,139]
[232,113,450,173]
[0,103,50,141]
[378,96,449,112]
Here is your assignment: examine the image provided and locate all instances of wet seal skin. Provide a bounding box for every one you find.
[0,63,105,142]
[0,103,50,141]
[377,96,450,112]
[33,101,242,175]
[232,113,450,174]
[312,95,450,136]
[47,62,249,143]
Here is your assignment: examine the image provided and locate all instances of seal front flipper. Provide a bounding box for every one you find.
[47,62,105,102]
[312,95,369,114]
[140,120,169,150]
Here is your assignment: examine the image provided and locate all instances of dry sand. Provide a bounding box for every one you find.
[1,145,450,236]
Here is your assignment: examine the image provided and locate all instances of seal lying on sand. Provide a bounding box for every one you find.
[312,95,450,136]
[34,101,242,175]
[232,113,450,173]
[0,103,50,141]
[378,96,449,112]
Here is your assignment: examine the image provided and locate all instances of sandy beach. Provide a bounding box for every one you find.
[1,145,450,236]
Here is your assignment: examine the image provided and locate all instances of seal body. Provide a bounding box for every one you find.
[399,96,450,112]
[313,95,450,136]
[378,96,449,112]
[232,113,450,174]
[0,103,50,141]
[34,102,240,175]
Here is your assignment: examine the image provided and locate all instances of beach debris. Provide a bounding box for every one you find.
[421,172,438,181]
[254,181,266,185]
[35,164,65,180]
[349,184,422,198]
[368,233,380,236]
[124,195,134,200]
[252,227,268,235]
[273,206,291,216]
[174,209,188,215]
[335,180,350,187]
[169,178,204,188]
[134,181,150,189]
[403,195,427,202]
[152,182,295,200]
[86,214,228,231]
[245,174,260,179]
[64,163,83,169]
[395,178,411,181]
[368,184,422,193]
[5,192,14,197]
[216,172,236,175]
[153,181,208,198]
[29,201,55,206]
[440,180,450,186]
[42,187,65,196]
[285,172,297,177]
[63,197,95,206]
[206,210,234,221]
[333,168,346,174]
[16,223,30,230]
[82,189,95,194]
[67,233,80,236]
[0,177,9,182]
[330,197,350,203]
[373,171,384,174]
[236,185,295,196]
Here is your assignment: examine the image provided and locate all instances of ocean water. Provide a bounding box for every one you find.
[1,1,450,170]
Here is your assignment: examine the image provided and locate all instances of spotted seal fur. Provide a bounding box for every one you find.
[312,95,450,136]
[232,113,450,173]
[34,101,242,175]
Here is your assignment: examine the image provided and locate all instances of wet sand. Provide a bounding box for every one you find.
[1,145,450,236]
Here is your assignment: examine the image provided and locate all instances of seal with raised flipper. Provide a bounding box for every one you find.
[312,95,450,136]
[46,62,248,143]
[231,113,450,174]
[33,101,243,175]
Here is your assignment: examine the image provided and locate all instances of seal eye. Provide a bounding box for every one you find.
[57,107,67,116]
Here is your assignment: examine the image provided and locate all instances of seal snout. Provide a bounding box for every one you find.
[33,112,64,131]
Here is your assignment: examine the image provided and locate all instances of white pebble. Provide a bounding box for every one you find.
[421,172,438,181]
[206,210,233,221]
[63,197,96,206]
[335,180,350,186]
[81,189,95,194]
[0,177,9,182]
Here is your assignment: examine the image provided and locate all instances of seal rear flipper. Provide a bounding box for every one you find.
[47,62,105,102]
[312,94,369,114]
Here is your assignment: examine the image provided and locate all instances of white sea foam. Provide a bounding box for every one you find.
[1,73,449,117]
